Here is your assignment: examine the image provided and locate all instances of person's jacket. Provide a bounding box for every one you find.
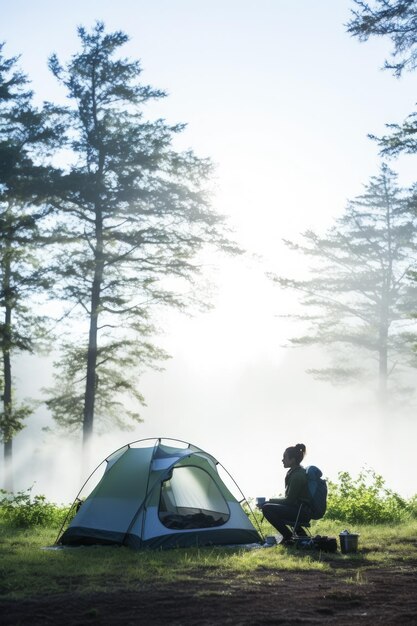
[270,465,311,507]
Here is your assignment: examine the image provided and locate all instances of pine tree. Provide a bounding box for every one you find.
[0,43,57,490]
[348,1,417,156]
[347,1,417,77]
[271,164,417,404]
[44,23,238,454]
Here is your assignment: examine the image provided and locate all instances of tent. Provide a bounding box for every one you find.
[58,438,262,549]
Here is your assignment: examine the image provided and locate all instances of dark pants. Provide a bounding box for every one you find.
[262,502,311,540]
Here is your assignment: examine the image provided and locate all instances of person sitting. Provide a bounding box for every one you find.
[260,443,312,545]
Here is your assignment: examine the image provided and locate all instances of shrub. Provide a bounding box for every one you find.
[326,468,415,524]
[408,494,417,518]
[0,488,70,528]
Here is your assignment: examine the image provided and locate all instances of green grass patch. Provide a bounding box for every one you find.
[1,519,417,600]
[0,523,329,599]
[1,475,417,602]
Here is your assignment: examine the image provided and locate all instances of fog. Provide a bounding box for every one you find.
[5,257,417,503]
[2,0,417,503]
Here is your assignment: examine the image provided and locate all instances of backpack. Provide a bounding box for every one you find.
[305,465,327,520]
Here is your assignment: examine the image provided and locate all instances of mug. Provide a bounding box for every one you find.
[265,535,277,546]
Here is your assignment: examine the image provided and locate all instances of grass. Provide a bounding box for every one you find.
[1,518,417,600]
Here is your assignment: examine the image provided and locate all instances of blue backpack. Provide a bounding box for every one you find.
[305,465,327,520]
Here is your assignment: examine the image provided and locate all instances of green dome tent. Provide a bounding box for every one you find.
[58,438,262,549]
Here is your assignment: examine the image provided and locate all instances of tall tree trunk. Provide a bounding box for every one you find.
[82,204,104,469]
[2,249,13,491]
[378,184,392,412]
[3,439,13,492]
[83,282,100,446]
[378,334,388,408]
[378,286,389,409]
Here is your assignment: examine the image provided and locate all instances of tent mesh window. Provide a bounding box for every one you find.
[158,466,230,530]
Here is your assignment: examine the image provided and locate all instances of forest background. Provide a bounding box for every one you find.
[2,0,417,504]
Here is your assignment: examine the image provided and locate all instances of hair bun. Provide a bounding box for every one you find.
[295,443,306,452]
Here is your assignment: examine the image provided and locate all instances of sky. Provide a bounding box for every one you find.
[2,0,417,502]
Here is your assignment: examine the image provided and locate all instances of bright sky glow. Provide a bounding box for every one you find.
[2,0,417,500]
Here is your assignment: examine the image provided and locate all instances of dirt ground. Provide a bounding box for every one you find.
[1,554,417,626]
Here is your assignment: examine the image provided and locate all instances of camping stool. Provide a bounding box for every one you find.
[283,503,312,539]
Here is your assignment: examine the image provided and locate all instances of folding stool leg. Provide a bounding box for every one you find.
[289,503,312,539]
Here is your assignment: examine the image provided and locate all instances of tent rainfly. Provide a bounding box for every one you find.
[58,438,262,549]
